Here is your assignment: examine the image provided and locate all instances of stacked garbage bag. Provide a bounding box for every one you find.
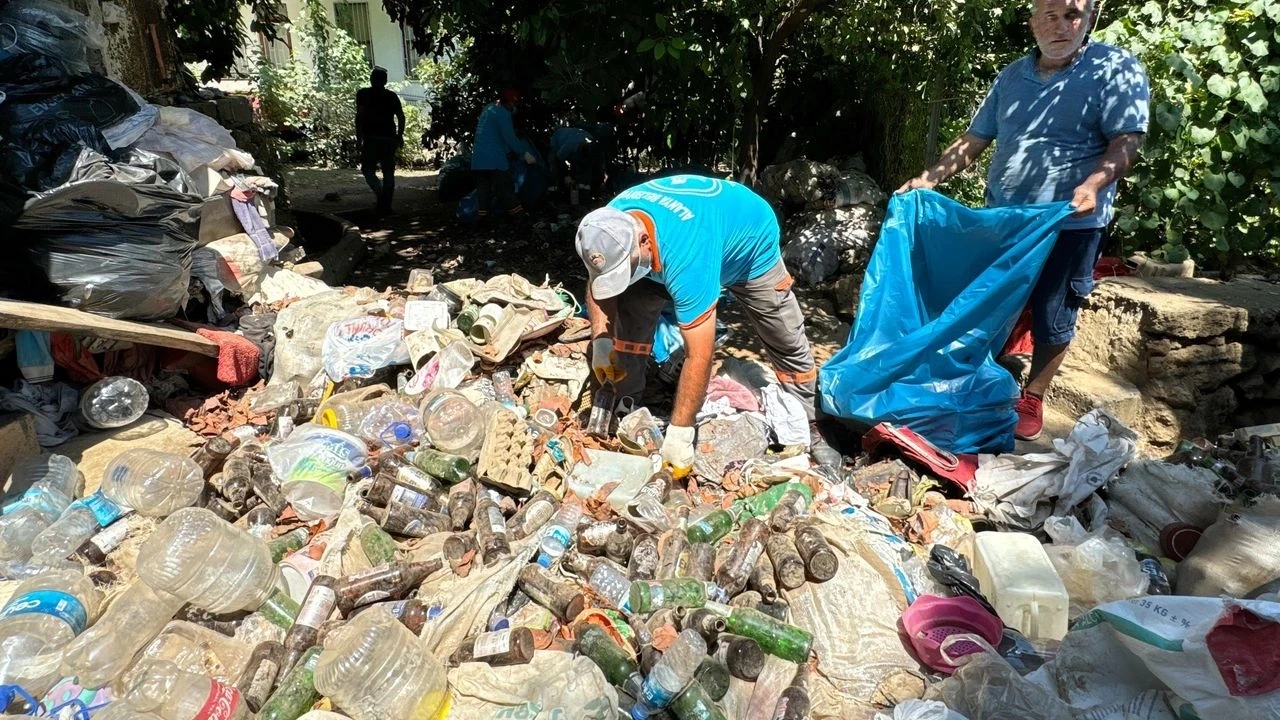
[758,158,887,288]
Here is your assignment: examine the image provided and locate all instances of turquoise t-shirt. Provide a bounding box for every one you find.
[608,176,780,326]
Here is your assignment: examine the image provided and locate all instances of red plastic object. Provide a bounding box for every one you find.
[862,423,979,494]
[901,594,1005,675]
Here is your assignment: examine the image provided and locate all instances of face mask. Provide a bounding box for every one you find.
[628,250,652,285]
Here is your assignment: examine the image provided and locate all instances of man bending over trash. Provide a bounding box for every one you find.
[897,0,1149,441]
[575,175,841,477]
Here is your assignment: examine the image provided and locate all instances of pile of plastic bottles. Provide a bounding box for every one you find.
[0,356,846,720]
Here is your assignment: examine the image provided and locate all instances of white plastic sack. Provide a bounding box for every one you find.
[785,511,930,716]
[1030,596,1280,719]
[134,106,254,173]
[1105,461,1227,552]
[271,291,373,386]
[1176,496,1280,598]
[761,384,811,446]
[1042,515,1148,618]
[875,699,971,720]
[929,650,1074,720]
[782,205,880,285]
[447,652,618,719]
[972,410,1137,531]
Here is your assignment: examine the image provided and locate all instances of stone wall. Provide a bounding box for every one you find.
[1068,275,1280,449]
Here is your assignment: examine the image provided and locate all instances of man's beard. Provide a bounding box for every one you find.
[1039,30,1088,61]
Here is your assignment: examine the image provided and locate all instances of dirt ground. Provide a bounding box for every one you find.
[284,166,852,369]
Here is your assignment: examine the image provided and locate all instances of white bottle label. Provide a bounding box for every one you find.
[487,507,506,535]
[90,518,132,551]
[390,484,430,509]
[473,629,512,658]
[295,586,336,629]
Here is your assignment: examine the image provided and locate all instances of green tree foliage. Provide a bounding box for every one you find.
[257,0,429,166]
[1097,0,1279,272]
[171,0,287,82]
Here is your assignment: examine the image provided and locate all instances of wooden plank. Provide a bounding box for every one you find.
[0,299,220,357]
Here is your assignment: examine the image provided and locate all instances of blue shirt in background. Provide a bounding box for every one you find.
[550,127,593,160]
[968,42,1150,230]
[608,176,781,327]
[471,103,525,171]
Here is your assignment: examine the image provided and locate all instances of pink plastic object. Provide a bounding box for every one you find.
[901,594,1004,674]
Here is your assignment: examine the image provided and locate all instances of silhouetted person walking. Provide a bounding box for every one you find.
[356,66,404,215]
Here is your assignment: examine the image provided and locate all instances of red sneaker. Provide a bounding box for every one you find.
[1015,392,1044,441]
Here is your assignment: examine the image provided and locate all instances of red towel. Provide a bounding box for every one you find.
[195,329,260,386]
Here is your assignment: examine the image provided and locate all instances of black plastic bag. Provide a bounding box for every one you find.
[0,54,140,190]
[30,147,193,199]
[928,544,1000,617]
[14,180,201,320]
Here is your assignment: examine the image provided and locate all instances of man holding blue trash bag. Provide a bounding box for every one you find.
[898,0,1149,440]
[574,175,842,476]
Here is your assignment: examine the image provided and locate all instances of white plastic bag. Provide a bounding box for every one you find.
[1031,596,1280,719]
[447,652,618,719]
[930,649,1074,720]
[1105,460,1226,551]
[875,699,971,720]
[1042,515,1148,618]
[322,316,409,382]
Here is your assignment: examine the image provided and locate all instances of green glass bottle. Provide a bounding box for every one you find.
[267,527,310,563]
[670,679,727,720]
[707,602,813,664]
[407,448,471,485]
[260,587,301,630]
[686,506,740,544]
[257,645,321,720]
[575,624,638,688]
[456,303,480,333]
[629,577,709,614]
[358,522,400,565]
[736,482,813,520]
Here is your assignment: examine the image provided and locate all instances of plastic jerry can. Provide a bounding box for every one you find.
[972,531,1069,641]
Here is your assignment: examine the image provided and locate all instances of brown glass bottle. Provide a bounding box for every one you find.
[765,533,806,590]
[282,575,337,673]
[794,520,838,582]
[448,627,535,666]
[358,499,451,538]
[334,559,442,616]
[516,563,587,621]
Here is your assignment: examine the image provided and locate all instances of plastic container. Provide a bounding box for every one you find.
[537,499,583,568]
[140,620,254,684]
[430,340,474,391]
[314,606,450,720]
[567,449,657,514]
[29,491,128,564]
[319,401,373,434]
[3,454,83,514]
[418,389,483,457]
[631,628,706,718]
[0,568,102,696]
[972,531,1069,641]
[61,580,186,689]
[137,507,293,619]
[80,376,149,429]
[267,425,370,521]
[900,594,1004,674]
[358,401,420,448]
[118,658,251,719]
[101,449,203,517]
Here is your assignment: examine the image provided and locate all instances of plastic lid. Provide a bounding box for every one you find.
[390,422,413,441]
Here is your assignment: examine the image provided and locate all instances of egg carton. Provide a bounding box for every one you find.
[477,406,534,494]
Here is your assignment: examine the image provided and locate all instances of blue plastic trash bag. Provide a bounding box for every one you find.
[819,190,1072,454]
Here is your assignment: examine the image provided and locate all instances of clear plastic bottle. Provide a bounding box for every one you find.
[358,401,421,448]
[537,499,583,568]
[29,491,129,564]
[118,658,250,720]
[62,579,186,689]
[0,467,79,568]
[137,508,297,624]
[631,628,707,718]
[2,454,83,515]
[568,551,632,612]
[92,701,165,720]
[267,425,371,521]
[319,400,374,434]
[0,568,102,696]
[314,606,450,720]
[101,449,204,517]
[80,376,149,429]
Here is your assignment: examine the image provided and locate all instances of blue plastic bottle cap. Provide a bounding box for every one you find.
[391,422,413,441]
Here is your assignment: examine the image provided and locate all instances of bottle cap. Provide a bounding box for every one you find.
[390,422,413,441]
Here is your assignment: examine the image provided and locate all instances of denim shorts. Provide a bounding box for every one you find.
[1029,227,1107,346]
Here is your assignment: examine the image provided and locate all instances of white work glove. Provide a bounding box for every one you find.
[662,425,696,479]
[523,152,537,165]
[591,338,626,384]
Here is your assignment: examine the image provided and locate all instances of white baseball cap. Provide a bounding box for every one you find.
[575,207,641,300]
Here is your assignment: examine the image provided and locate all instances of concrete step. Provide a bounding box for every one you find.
[1045,359,1145,432]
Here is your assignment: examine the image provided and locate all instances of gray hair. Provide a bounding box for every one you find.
[1030,0,1097,15]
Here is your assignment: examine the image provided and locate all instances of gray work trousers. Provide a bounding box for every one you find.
[611,260,818,420]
